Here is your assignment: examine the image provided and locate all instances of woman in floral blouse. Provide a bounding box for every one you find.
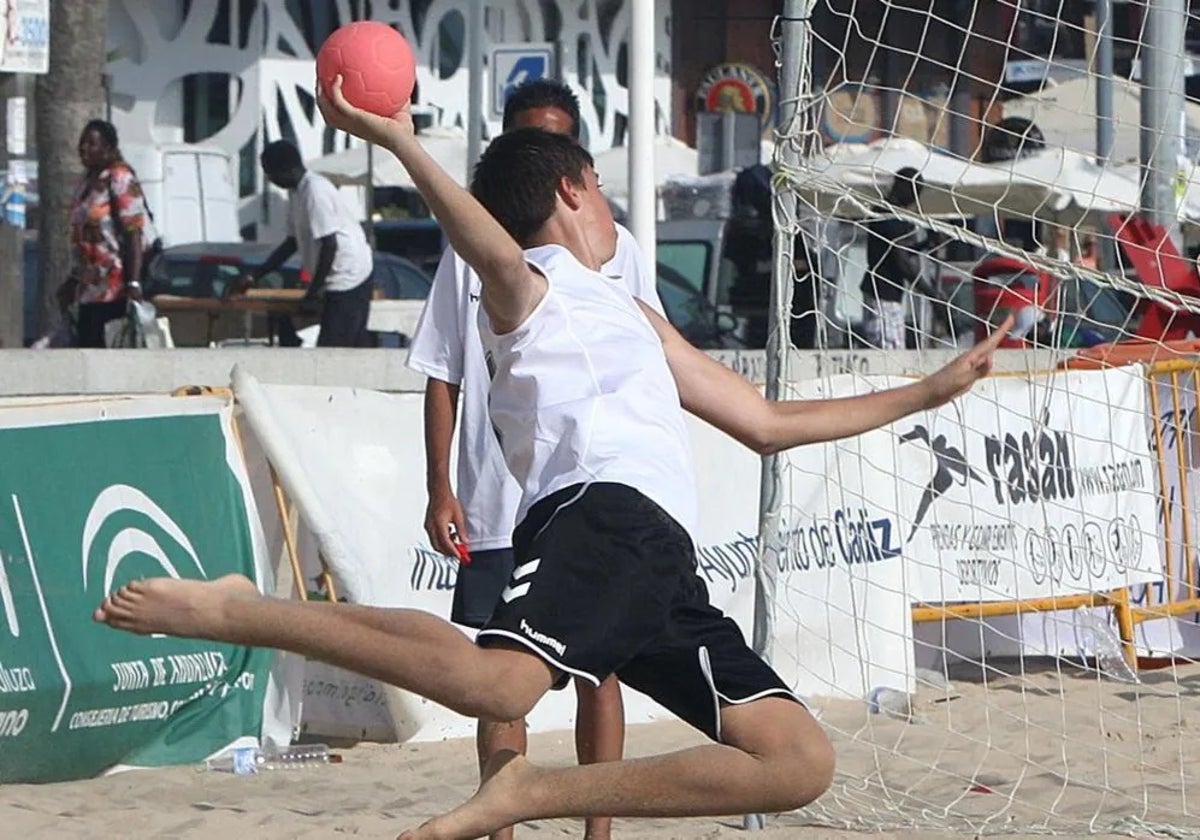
[69,119,155,347]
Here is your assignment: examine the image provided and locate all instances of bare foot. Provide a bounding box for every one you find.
[397,751,535,840]
[93,574,259,639]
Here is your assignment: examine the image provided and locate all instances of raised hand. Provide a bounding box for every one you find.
[918,315,1014,408]
[315,74,414,150]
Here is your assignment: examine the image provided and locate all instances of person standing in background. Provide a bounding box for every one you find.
[69,120,156,348]
[242,140,374,347]
[860,167,925,350]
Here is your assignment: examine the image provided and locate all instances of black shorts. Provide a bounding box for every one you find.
[477,483,798,741]
[451,548,515,629]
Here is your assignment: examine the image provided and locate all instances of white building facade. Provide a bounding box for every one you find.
[106,0,673,237]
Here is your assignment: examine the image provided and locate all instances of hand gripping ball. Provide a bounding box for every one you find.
[316,21,416,117]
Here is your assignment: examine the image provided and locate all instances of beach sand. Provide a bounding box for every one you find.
[5,661,1196,839]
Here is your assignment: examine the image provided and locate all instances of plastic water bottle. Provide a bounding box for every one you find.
[1075,608,1139,684]
[867,687,921,723]
[204,743,340,775]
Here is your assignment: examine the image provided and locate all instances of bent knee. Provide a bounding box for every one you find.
[724,700,836,811]
[764,725,835,810]
[787,728,836,807]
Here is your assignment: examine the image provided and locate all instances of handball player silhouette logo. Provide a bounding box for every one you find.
[900,422,985,541]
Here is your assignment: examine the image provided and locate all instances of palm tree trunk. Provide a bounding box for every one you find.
[0,72,22,347]
[34,0,108,337]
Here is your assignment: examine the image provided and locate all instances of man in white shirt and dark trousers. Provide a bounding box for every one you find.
[245,140,375,347]
[407,79,657,840]
[96,83,1010,839]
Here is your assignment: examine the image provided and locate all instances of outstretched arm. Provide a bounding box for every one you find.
[317,78,545,333]
[640,302,1009,455]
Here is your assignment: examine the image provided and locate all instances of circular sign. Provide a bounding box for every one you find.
[819,86,880,145]
[696,63,773,123]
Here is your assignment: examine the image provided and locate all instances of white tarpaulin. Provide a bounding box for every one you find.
[792,137,1200,226]
[1124,373,1200,657]
[1007,147,1200,226]
[592,136,699,205]
[788,136,1059,219]
[308,127,475,188]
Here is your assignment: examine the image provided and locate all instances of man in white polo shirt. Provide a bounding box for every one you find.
[245,140,374,347]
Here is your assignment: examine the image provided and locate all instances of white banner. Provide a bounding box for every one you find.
[788,367,1160,606]
[0,1,48,74]
[770,414,917,699]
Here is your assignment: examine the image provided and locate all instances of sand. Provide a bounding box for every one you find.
[5,660,1198,839]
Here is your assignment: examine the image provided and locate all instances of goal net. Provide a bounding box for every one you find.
[761,1,1200,835]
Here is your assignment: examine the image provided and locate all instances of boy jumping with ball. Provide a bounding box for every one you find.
[411,78,651,840]
[95,78,1009,840]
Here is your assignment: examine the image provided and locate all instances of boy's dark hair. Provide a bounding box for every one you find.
[471,128,593,245]
[501,79,582,140]
[260,140,303,174]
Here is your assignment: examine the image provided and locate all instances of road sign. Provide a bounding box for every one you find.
[490,43,557,120]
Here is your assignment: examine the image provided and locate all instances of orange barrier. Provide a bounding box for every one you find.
[1060,343,1200,663]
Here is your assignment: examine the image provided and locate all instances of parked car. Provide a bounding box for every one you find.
[657,262,744,350]
[146,242,432,347]
[372,217,446,277]
[657,218,772,348]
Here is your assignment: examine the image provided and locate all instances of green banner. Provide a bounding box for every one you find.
[0,406,271,783]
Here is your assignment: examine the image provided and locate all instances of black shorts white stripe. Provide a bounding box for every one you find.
[477,482,799,741]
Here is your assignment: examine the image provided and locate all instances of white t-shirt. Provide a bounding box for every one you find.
[287,171,373,292]
[406,224,663,551]
[481,244,697,537]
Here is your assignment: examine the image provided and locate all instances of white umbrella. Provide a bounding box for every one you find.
[593,136,699,206]
[308,127,477,188]
[1002,76,1200,165]
[788,137,1057,219]
[998,147,1200,226]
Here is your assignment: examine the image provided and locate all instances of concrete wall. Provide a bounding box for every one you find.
[0,348,1068,397]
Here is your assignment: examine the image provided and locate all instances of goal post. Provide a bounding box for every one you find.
[759,1,1200,834]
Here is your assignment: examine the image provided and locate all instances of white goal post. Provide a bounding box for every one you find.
[757,1,1200,835]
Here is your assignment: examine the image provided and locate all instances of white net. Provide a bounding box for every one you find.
[761,1,1200,836]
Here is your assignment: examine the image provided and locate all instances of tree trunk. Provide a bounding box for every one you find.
[34,1,108,338]
[0,73,22,347]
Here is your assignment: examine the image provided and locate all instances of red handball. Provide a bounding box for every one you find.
[316,21,416,117]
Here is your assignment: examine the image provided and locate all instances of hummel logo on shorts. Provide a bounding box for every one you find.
[520,618,566,656]
[501,558,540,602]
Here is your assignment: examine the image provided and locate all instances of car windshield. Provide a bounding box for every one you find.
[656,262,738,349]
[657,240,713,296]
